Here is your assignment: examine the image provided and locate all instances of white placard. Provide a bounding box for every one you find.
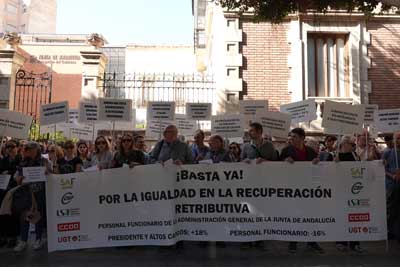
[114,109,136,131]
[147,102,175,121]
[0,174,11,190]
[69,123,95,141]
[186,103,212,121]
[145,120,174,139]
[79,101,98,123]
[40,101,69,126]
[69,109,79,123]
[280,99,317,123]
[322,100,365,135]
[363,104,379,124]
[211,114,244,138]
[98,98,132,122]
[374,109,400,133]
[0,109,33,139]
[175,114,198,138]
[22,167,46,183]
[255,111,291,138]
[239,100,269,117]
[39,124,55,135]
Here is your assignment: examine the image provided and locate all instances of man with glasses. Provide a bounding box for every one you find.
[149,125,193,165]
[280,128,324,254]
[190,130,209,163]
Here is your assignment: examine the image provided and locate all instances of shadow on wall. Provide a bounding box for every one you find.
[368,20,400,109]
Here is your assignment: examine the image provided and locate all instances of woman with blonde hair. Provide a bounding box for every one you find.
[91,136,113,170]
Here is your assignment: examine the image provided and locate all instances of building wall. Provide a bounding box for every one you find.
[0,0,56,33]
[241,20,291,111]
[368,19,400,109]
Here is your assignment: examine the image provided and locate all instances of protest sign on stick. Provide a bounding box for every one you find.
[255,111,291,138]
[211,114,244,139]
[280,99,317,124]
[0,109,33,140]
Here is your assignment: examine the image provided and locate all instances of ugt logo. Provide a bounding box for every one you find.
[61,178,76,190]
[351,168,366,179]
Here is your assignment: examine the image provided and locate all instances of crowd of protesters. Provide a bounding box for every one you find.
[0,122,399,254]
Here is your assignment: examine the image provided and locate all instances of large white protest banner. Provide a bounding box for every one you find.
[211,114,244,138]
[255,111,291,138]
[40,101,69,126]
[145,119,174,139]
[147,102,175,121]
[47,161,386,252]
[322,101,365,135]
[79,101,98,123]
[98,98,132,122]
[175,114,198,138]
[0,109,32,139]
[280,99,317,124]
[374,109,400,133]
[363,104,379,124]
[186,103,212,121]
[239,100,268,118]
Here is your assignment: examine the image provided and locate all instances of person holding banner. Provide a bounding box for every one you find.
[241,122,278,163]
[228,142,241,162]
[91,136,113,170]
[112,134,145,168]
[76,140,92,169]
[382,131,400,241]
[356,130,380,161]
[190,130,210,163]
[280,128,324,254]
[319,135,337,161]
[47,144,64,173]
[55,140,83,174]
[149,125,193,165]
[334,136,365,253]
[0,140,21,248]
[134,135,150,164]
[13,142,49,252]
[204,135,232,163]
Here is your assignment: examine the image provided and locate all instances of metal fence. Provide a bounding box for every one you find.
[101,72,215,114]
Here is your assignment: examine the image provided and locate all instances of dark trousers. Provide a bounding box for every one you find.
[387,182,400,239]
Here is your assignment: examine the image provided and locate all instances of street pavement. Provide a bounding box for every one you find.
[1,240,400,267]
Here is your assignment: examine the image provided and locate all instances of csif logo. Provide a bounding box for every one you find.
[60,178,76,190]
[61,192,74,205]
[351,182,364,194]
[351,167,366,179]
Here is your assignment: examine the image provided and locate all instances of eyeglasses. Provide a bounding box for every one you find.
[122,139,132,143]
[229,146,236,150]
[65,146,74,150]
[6,145,16,149]
[23,147,32,151]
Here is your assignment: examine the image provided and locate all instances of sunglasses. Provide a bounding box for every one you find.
[122,139,132,143]
[65,146,74,149]
[229,146,236,150]
[49,150,56,153]
[6,145,16,149]
[78,146,87,149]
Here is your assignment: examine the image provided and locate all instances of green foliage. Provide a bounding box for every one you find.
[216,0,395,22]
[29,122,67,143]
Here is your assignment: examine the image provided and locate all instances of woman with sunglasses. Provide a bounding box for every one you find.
[112,134,145,168]
[0,140,21,248]
[76,140,92,169]
[55,140,82,174]
[91,136,113,170]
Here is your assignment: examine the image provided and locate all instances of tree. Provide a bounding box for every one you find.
[216,0,400,22]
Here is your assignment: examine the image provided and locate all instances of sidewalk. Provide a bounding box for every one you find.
[1,241,399,267]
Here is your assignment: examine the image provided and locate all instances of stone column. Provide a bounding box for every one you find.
[80,34,107,100]
[0,35,25,110]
